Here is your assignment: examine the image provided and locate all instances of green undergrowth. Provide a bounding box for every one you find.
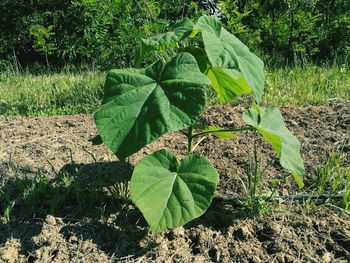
[0,64,349,117]
[0,158,132,222]
[313,151,350,211]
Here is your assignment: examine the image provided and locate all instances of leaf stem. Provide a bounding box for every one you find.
[252,133,258,206]
[187,126,194,154]
[192,126,254,138]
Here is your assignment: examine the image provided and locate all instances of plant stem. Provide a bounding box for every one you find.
[192,126,253,138]
[252,133,258,206]
[187,126,194,154]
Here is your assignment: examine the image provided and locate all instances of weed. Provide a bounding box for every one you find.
[314,150,350,211]
[0,160,132,222]
[241,135,276,214]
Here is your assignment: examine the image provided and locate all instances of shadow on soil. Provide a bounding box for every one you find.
[0,161,250,260]
[0,161,157,259]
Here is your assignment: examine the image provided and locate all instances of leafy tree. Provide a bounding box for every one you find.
[219,0,350,65]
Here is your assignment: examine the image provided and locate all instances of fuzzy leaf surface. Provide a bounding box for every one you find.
[94,53,209,160]
[130,149,219,233]
[243,106,305,187]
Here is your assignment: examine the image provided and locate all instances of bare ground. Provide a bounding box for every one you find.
[0,99,349,262]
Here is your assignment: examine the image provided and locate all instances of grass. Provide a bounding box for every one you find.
[312,150,350,211]
[0,158,132,222]
[0,70,104,116]
[1,149,349,223]
[0,64,349,116]
[265,64,350,106]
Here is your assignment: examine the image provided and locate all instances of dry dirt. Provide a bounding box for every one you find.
[0,100,349,262]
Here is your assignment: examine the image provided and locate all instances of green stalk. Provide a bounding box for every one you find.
[192,126,253,138]
[187,126,194,154]
[252,135,258,208]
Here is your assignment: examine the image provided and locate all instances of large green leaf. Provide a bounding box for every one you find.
[207,67,252,103]
[194,16,264,103]
[94,52,210,161]
[242,105,305,188]
[142,18,194,52]
[130,149,219,233]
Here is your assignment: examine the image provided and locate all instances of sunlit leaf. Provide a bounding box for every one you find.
[207,67,252,103]
[194,16,264,103]
[243,105,305,188]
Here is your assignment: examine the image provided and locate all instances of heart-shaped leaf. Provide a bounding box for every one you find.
[94,52,210,161]
[207,67,252,103]
[194,16,264,103]
[130,149,219,233]
[242,105,305,188]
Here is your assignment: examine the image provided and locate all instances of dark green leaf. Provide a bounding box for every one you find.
[142,18,194,52]
[130,149,219,233]
[89,134,103,145]
[94,53,210,161]
[181,47,210,73]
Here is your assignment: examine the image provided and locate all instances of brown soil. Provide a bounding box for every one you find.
[0,99,349,262]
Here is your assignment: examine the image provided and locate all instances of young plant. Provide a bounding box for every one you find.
[241,134,276,215]
[93,15,305,233]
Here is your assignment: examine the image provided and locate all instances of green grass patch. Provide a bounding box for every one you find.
[0,71,104,116]
[0,64,349,117]
[265,64,350,106]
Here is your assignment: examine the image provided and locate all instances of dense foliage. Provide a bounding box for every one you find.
[0,0,207,70]
[1,0,349,69]
[219,0,350,64]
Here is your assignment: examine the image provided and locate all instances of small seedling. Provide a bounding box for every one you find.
[241,134,277,214]
[93,15,305,233]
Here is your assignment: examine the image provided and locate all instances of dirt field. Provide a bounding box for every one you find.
[0,100,349,262]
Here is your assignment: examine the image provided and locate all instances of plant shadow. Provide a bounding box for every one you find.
[0,161,152,260]
[187,198,254,231]
[0,160,259,260]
